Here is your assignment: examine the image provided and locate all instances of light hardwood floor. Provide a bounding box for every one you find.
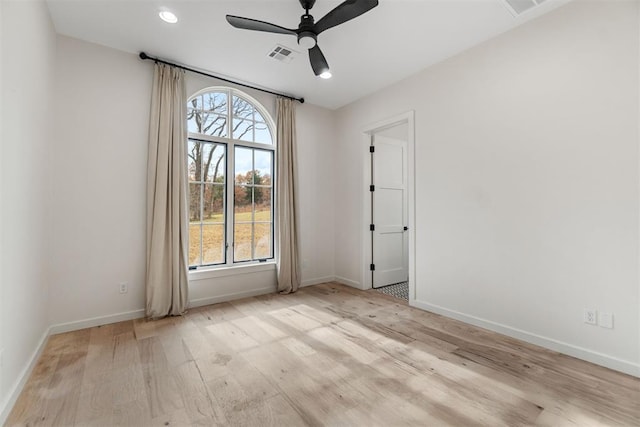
[6,283,640,426]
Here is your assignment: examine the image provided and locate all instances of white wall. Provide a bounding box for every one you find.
[295,102,337,285]
[49,36,336,328]
[0,0,56,421]
[49,36,151,327]
[334,0,640,375]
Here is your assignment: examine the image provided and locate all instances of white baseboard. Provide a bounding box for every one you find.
[0,327,50,426]
[413,299,640,378]
[334,276,363,290]
[49,309,146,335]
[189,286,275,308]
[49,286,282,334]
[301,276,335,287]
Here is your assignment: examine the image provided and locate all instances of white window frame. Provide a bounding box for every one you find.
[187,87,277,272]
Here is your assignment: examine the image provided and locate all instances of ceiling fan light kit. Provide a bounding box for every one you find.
[298,32,317,49]
[226,0,379,78]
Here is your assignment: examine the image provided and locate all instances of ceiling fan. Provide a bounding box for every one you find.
[226,0,379,79]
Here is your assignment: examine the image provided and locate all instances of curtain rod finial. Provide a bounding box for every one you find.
[139,52,149,60]
[299,98,304,104]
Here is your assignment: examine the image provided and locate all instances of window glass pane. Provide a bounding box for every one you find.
[235,146,253,183]
[254,124,272,144]
[187,109,203,133]
[203,184,224,223]
[246,171,259,187]
[203,114,227,137]
[187,140,200,181]
[261,173,272,187]
[254,223,272,259]
[188,95,202,110]
[254,109,266,123]
[187,141,204,182]
[202,224,225,265]
[234,223,252,262]
[232,118,253,142]
[203,92,227,114]
[254,188,271,222]
[234,185,252,223]
[189,224,202,266]
[254,150,272,182]
[202,143,225,183]
[233,96,254,119]
[189,183,201,221]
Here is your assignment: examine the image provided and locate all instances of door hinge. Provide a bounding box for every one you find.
[370,224,375,231]
[369,185,375,192]
[370,263,375,271]
[369,145,375,153]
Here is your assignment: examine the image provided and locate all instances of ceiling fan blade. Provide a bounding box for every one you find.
[309,45,329,76]
[226,15,297,35]
[313,0,378,34]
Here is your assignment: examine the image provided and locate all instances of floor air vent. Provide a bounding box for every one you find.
[267,45,297,63]
[503,0,547,16]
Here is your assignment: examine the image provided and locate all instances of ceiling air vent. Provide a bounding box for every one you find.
[267,45,298,63]
[503,0,546,16]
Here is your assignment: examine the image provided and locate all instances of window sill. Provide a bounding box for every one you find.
[189,262,276,282]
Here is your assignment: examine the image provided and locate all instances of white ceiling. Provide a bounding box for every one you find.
[46,0,571,109]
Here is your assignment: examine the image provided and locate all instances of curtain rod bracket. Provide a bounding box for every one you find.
[138,51,304,103]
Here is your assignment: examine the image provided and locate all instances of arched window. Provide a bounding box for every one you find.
[187,88,275,269]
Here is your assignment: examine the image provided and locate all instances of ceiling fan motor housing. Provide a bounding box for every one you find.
[298,14,315,31]
[297,14,317,48]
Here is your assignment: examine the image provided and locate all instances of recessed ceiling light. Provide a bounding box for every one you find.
[319,71,332,79]
[159,10,178,24]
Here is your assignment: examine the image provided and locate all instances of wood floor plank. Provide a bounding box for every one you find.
[110,332,147,408]
[5,340,62,425]
[137,337,184,419]
[206,320,260,352]
[6,282,640,426]
[22,329,91,427]
[231,315,288,343]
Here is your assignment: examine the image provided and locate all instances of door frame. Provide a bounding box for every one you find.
[360,111,416,304]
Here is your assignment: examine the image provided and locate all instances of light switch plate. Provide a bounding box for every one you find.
[598,312,614,329]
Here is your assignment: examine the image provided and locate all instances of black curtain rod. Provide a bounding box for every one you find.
[139,52,304,103]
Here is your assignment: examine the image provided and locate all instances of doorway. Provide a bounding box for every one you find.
[362,112,415,301]
[370,131,408,289]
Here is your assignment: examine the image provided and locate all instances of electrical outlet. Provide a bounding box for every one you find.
[598,312,614,329]
[119,282,128,294]
[583,309,597,325]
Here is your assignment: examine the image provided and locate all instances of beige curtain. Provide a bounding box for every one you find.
[276,97,301,294]
[145,63,189,318]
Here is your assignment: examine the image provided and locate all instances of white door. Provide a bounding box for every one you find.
[371,135,408,288]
